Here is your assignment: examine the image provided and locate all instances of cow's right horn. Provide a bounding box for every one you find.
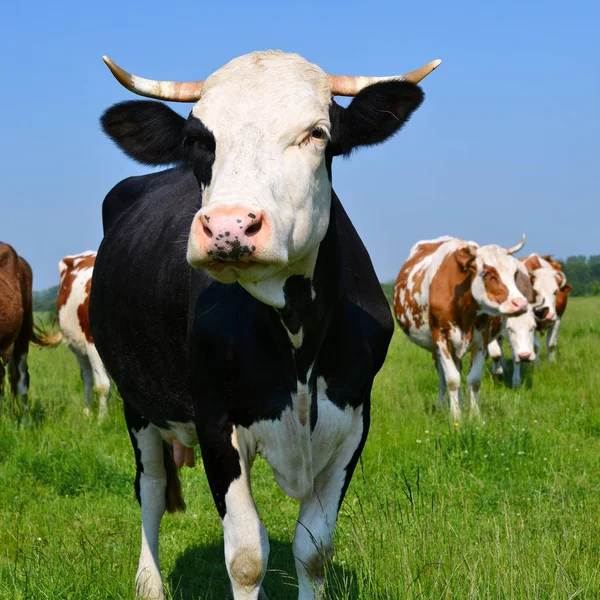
[102,56,204,102]
[327,59,442,97]
[506,234,526,255]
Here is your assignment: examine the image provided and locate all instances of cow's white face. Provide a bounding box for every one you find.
[504,306,537,362]
[467,245,528,316]
[186,53,333,303]
[101,50,426,307]
[530,268,560,321]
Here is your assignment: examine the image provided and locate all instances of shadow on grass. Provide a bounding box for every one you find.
[489,358,536,390]
[168,539,360,600]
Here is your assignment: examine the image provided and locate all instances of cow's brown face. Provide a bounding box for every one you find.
[458,245,528,316]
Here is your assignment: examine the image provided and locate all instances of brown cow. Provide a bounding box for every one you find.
[57,251,111,421]
[394,235,534,419]
[0,242,60,412]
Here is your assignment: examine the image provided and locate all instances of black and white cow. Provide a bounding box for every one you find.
[90,50,439,600]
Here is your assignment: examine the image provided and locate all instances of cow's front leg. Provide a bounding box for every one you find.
[546,318,561,362]
[488,338,505,377]
[293,403,366,599]
[200,423,269,600]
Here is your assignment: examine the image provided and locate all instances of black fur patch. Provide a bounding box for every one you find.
[182,115,216,186]
[101,100,186,166]
[328,81,424,157]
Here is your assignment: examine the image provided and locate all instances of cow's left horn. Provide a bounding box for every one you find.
[327,59,442,97]
[506,234,526,255]
[102,56,204,102]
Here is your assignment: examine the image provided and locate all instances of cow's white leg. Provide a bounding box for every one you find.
[488,338,505,377]
[435,356,447,409]
[467,343,485,417]
[546,318,561,362]
[435,338,462,420]
[534,334,541,365]
[222,428,269,600]
[87,344,110,422]
[512,360,522,388]
[293,405,364,599]
[76,354,94,417]
[133,424,167,600]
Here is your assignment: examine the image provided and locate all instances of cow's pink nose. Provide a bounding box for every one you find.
[517,352,534,363]
[545,311,556,321]
[509,297,528,313]
[194,208,268,261]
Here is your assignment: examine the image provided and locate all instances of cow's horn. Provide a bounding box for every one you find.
[102,56,204,102]
[327,59,441,97]
[506,234,526,255]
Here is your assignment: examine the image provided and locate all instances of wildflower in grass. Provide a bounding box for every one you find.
[454,423,459,428]
[61,441,67,445]
[416,439,422,444]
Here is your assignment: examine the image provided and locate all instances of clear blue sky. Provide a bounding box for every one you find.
[1,0,598,290]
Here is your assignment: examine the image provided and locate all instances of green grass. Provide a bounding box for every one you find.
[1,298,599,599]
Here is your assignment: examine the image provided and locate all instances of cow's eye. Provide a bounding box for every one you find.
[300,125,328,147]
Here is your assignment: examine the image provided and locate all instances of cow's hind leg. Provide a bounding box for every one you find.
[125,401,184,600]
[434,336,462,420]
[199,423,268,600]
[435,356,447,410]
[293,403,366,600]
[8,350,29,412]
[467,342,485,417]
[87,344,110,422]
[76,353,94,417]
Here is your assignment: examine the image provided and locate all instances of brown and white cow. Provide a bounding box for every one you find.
[394,235,533,419]
[524,254,572,361]
[57,251,110,421]
[489,254,572,381]
[0,242,61,412]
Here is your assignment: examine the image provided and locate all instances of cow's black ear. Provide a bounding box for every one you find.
[101,100,186,166]
[328,81,424,157]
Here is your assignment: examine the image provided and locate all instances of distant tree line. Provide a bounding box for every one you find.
[33,285,59,313]
[561,255,600,296]
[379,254,600,304]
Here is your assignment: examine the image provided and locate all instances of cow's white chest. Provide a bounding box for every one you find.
[235,376,359,501]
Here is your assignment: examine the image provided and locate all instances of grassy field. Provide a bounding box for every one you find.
[1,297,599,599]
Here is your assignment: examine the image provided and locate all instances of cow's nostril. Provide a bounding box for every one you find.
[202,225,213,238]
[246,219,262,237]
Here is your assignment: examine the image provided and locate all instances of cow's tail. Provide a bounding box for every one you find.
[30,320,62,347]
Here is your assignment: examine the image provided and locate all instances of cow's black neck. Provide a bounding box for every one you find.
[277,195,343,385]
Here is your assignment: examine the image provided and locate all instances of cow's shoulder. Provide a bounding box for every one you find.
[429,240,475,330]
[102,167,197,234]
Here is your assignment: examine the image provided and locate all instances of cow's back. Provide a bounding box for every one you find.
[393,236,455,351]
[90,168,203,425]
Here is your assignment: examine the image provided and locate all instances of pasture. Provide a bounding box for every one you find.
[1,297,599,599]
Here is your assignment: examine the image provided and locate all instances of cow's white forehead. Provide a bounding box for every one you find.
[531,268,559,290]
[475,245,517,272]
[191,51,332,132]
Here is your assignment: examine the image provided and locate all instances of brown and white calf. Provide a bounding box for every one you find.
[0,242,60,411]
[394,235,533,419]
[57,251,110,421]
